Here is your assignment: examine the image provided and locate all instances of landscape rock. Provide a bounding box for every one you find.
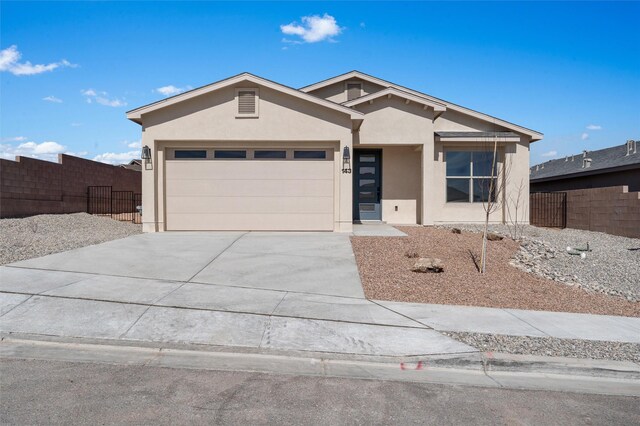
[437,223,640,302]
[411,257,444,273]
[486,233,503,241]
[451,228,461,234]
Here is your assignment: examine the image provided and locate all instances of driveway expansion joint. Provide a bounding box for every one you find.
[368,299,434,330]
[186,232,248,282]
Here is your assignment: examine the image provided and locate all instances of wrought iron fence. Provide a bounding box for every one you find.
[530,192,566,228]
[87,186,141,224]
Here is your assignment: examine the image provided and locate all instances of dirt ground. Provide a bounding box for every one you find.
[350,227,640,317]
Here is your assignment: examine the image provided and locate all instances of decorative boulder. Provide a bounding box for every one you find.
[451,228,462,234]
[487,233,504,241]
[411,257,444,273]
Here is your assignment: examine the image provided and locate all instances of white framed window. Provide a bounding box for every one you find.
[445,151,498,203]
[345,82,363,101]
[235,88,259,118]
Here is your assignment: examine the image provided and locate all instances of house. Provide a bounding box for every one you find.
[530,140,639,192]
[126,71,542,232]
[119,159,142,172]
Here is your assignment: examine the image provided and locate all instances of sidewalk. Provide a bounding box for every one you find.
[1,266,639,358]
[2,264,640,396]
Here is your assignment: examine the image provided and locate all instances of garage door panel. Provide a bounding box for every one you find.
[166,161,333,180]
[166,178,333,198]
[166,196,333,214]
[167,213,334,231]
[165,151,335,231]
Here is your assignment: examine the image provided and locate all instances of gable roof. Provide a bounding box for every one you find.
[126,72,364,124]
[530,142,640,182]
[343,87,446,111]
[301,70,543,141]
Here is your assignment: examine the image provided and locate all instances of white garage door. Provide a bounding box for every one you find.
[165,147,334,231]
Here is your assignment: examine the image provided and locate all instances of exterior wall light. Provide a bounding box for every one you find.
[141,145,153,170]
[342,146,352,174]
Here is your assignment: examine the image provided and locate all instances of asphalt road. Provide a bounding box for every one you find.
[1,359,639,425]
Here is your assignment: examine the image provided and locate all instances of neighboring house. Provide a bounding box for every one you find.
[530,140,640,192]
[126,71,542,232]
[119,159,142,172]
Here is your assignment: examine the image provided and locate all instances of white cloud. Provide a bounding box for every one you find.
[281,14,342,43]
[82,88,127,107]
[43,95,62,103]
[93,150,140,165]
[154,85,192,96]
[581,133,589,140]
[0,140,66,162]
[70,122,82,127]
[586,124,602,130]
[0,45,76,76]
[541,150,558,158]
[127,140,141,149]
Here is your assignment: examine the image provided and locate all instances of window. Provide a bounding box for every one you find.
[254,150,286,159]
[214,150,246,159]
[346,82,362,101]
[627,140,637,156]
[294,150,326,159]
[236,88,259,117]
[175,150,206,159]
[446,151,497,203]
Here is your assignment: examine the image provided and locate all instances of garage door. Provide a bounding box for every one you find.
[165,147,334,231]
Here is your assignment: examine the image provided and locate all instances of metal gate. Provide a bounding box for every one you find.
[87,186,142,224]
[530,192,566,228]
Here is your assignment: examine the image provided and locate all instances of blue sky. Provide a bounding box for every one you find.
[1,1,639,165]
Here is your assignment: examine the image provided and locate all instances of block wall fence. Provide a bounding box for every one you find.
[0,154,141,218]
[565,186,640,239]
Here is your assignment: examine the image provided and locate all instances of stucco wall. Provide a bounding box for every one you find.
[434,110,509,132]
[353,97,434,145]
[380,146,422,224]
[140,81,354,232]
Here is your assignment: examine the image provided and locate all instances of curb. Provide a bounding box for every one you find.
[2,335,639,397]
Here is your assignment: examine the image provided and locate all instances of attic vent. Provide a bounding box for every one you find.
[627,140,637,155]
[346,82,362,101]
[583,158,592,168]
[236,88,259,117]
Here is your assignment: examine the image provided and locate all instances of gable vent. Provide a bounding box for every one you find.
[627,140,637,156]
[346,82,362,101]
[237,89,258,116]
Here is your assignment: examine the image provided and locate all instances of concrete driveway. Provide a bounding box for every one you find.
[1,232,477,358]
[7,232,364,298]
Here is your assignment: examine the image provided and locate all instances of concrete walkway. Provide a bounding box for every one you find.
[1,231,638,361]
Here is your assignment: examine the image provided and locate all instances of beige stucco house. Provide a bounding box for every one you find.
[126,71,542,232]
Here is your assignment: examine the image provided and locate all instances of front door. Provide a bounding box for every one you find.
[353,149,382,221]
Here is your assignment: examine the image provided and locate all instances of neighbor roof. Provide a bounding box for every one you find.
[301,70,543,141]
[530,142,640,182]
[126,72,364,123]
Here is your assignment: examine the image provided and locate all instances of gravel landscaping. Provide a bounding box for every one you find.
[439,224,640,302]
[0,213,141,265]
[351,226,640,317]
[443,332,640,363]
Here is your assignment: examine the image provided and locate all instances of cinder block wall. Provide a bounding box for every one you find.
[566,186,640,238]
[0,154,141,218]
